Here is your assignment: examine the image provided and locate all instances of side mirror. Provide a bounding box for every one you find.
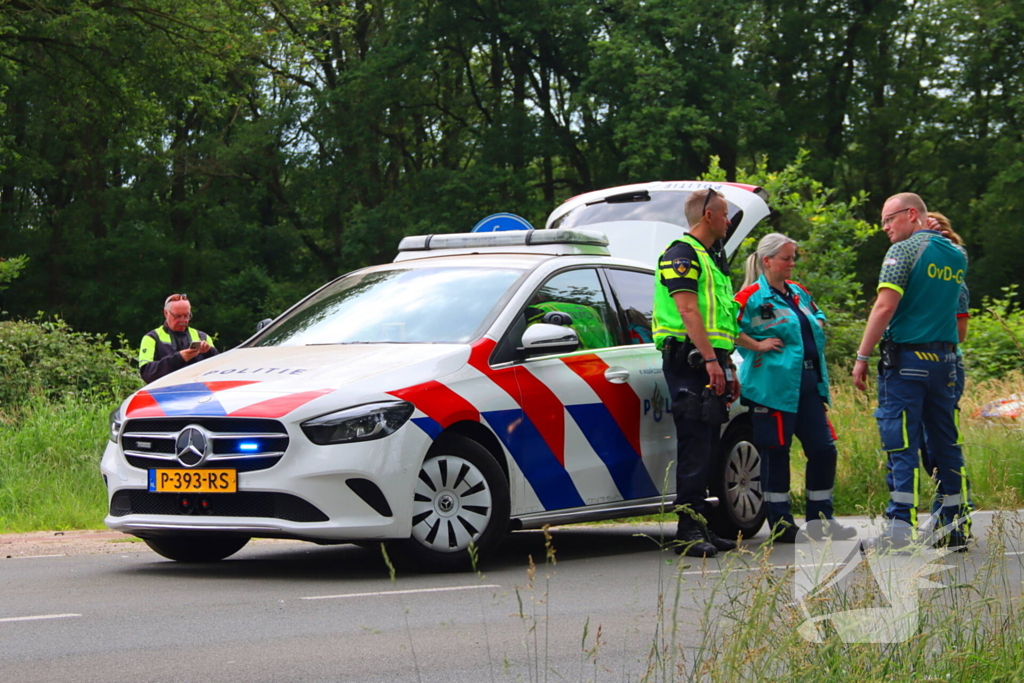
[256,318,273,333]
[519,323,579,356]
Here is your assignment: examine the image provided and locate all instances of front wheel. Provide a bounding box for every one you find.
[389,435,510,572]
[143,535,250,562]
[708,420,765,539]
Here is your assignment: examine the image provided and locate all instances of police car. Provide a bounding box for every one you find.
[101,181,770,570]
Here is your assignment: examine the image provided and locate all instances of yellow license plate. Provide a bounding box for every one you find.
[148,469,237,493]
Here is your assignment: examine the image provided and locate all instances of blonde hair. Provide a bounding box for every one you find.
[742,233,799,289]
[928,211,963,246]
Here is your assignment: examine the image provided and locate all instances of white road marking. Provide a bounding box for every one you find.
[0,613,81,624]
[8,554,66,560]
[301,584,501,601]
[679,562,845,577]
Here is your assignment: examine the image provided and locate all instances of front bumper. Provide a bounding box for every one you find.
[100,423,432,542]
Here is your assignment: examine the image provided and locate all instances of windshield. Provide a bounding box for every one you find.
[254,266,525,346]
[551,191,737,231]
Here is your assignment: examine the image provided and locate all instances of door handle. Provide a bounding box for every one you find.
[604,367,630,384]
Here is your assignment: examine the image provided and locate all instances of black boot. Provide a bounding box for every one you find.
[675,519,717,557]
[703,526,737,552]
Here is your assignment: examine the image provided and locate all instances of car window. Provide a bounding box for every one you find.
[550,191,737,232]
[605,268,655,345]
[525,268,617,351]
[254,266,525,346]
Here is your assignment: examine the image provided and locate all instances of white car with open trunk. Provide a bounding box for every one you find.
[101,181,770,570]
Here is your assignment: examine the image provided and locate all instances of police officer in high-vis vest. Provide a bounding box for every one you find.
[653,188,741,558]
[853,193,970,551]
[139,293,219,384]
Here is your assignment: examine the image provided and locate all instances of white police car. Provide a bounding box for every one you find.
[102,181,770,570]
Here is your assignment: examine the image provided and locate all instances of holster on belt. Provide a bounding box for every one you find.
[673,388,729,425]
[662,337,695,373]
[879,339,899,371]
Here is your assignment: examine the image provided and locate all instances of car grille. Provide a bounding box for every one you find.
[120,417,289,472]
[109,490,328,522]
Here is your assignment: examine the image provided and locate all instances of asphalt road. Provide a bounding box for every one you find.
[3,513,1023,682]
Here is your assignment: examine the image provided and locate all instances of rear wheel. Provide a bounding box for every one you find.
[708,420,765,539]
[390,435,510,572]
[143,535,250,562]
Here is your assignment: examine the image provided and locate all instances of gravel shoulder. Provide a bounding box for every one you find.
[0,530,301,559]
[0,529,149,558]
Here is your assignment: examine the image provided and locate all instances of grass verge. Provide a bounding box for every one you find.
[0,396,111,532]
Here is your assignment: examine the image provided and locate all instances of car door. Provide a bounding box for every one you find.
[601,266,675,498]
[511,267,662,510]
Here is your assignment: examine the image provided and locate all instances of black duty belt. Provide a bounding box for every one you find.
[899,341,957,352]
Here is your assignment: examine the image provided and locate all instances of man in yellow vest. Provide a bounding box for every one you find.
[138,293,219,384]
[653,188,741,557]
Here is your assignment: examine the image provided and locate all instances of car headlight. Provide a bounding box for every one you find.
[108,407,123,443]
[301,401,415,445]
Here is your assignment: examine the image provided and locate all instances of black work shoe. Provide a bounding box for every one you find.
[860,534,917,555]
[933,531,970,553]
[704,528,737,552]
[674,527,717,557]
[807,520,858,541]
[772,525,805,543]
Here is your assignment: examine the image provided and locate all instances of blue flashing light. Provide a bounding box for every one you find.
[238,442,260,452]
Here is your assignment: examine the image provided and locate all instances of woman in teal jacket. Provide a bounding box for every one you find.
[735,233,855,542]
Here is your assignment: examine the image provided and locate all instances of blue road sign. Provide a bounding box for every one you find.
[471,213,535,232]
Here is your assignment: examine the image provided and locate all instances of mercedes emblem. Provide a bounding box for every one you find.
[175,425,210,467]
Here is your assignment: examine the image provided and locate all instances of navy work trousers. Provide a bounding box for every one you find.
[663,345,723,526]
[750,367,838,528]
[876,349,969,528]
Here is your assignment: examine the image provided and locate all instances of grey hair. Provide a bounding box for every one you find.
[741,233,799,289]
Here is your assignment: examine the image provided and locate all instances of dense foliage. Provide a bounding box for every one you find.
[1,0,1022,349]
[0,318,141,407]
[962,286,1024,382]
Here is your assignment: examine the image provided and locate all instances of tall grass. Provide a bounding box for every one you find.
[678,513,1024,682]
[503,516,1024,682]
[0,396,111,532]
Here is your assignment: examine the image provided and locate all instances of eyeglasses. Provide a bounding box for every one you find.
[881,208,911,227]
[165,293,188,306]
[701,188,719,216]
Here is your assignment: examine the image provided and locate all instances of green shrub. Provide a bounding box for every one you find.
[0,317,142,408]
[962,285,1024,381]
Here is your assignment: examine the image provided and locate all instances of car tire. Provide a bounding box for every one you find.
[143,535,250,562]
[708,420,765,539]
[389,434,510,573]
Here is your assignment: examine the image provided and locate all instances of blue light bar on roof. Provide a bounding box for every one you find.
[398,229,609,252]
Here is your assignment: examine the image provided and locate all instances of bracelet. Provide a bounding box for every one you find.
[704,357,719,364]
[856,354,871,362]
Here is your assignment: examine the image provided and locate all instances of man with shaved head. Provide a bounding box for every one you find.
[852,192,970,551]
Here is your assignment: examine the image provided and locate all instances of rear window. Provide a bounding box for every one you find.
[551,190,738,231]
